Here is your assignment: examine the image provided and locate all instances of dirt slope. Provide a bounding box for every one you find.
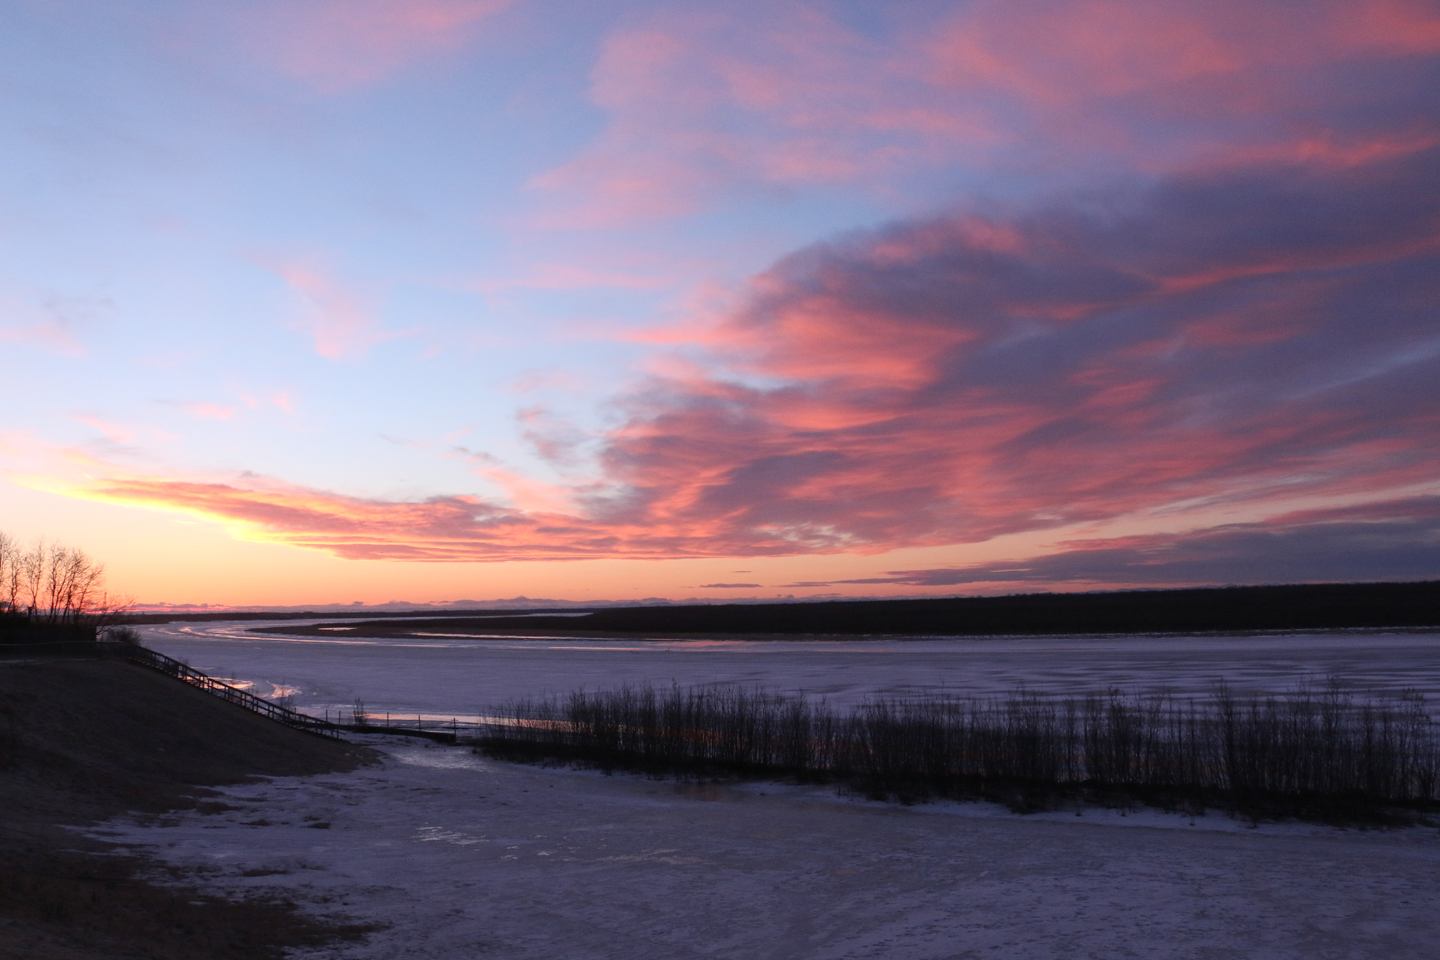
[0,657,378,960]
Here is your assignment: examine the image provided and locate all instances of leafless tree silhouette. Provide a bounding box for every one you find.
[0,532,132,634]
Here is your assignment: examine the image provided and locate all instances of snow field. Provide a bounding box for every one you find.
[91,736,1440,959]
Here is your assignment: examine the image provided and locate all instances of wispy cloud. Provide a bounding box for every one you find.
[228,0,517,93]
[516,405,588,469]
[260,255,399,360]
[0,293,110,358]
[159,400,237,421]
[469,263,667,293]
[825,497,1440,587]
[70,415,136,445]
[530,0,1440,227]
[67,473,820,561]
[529,3,990,227]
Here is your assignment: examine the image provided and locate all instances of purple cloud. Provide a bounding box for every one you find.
[834,498,1440,587]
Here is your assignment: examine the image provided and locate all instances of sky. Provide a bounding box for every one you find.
[2,0,1438,608]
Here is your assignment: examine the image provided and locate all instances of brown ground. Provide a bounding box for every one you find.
[0,657,380,960]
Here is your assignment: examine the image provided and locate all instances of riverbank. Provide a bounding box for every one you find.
[93,734,1440,959]
[0,657,378,960]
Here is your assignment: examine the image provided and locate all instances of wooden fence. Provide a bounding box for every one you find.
[1,640,344,739]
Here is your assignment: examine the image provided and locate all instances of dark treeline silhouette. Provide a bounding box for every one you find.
[125,607,594,625]
[0,532,128,643]
[272,581,1440,640]
[479,682,1440,821]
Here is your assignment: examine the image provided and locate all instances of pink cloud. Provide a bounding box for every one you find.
[239,390,299,414]
[529,4,997,227]
[234,0,515,93]
[579,141,1440,554]
[0,317,84,357]
[531,0,1440,227]
[515,405,587,469]
[507,369,586,393]
[929,1,1252,107]
[468,263,667,293]
[182,402,237,421]
[831,496,1440,588]
[69,472,842,561]
[0,293,110,358]
[922,0,1440,164]
[261,256,396,359]
[472,465,577,516]
[71,415,135,445]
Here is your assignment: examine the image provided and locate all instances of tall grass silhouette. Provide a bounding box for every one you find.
[478,681,1440,820]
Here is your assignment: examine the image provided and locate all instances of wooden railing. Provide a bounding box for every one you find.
[100,642,346,738]
[0,640,345,739]
[3,641,471,742]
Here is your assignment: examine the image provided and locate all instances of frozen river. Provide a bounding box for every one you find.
[104,620,1440,959]
[136,620,1440,722]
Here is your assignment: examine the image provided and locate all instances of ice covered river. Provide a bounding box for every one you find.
[136,620,1440,722]
[104,620,1440,959]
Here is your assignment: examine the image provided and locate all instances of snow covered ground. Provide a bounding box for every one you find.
[90,735,1440,960]
[136,622,1440,722]
[98,626,1440,957]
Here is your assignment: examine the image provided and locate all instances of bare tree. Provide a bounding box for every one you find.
[0,532,20,617]
[18,539,44,619]
[0,533,132,628]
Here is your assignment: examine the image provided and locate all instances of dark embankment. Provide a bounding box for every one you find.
[0,657,378,960]
[480,682,1440,824]
[0,622,96,644]
[263,580,1440,640]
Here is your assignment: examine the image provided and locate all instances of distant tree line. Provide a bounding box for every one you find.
[312,580,1440,639]
[0,532,130,641]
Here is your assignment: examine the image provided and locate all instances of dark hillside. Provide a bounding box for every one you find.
[0,658,377,960]
[262,580,1440,640]
[0,621,94,644]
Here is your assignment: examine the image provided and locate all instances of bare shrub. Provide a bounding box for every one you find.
[101,625,143,644]
[479,681,1440,821]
